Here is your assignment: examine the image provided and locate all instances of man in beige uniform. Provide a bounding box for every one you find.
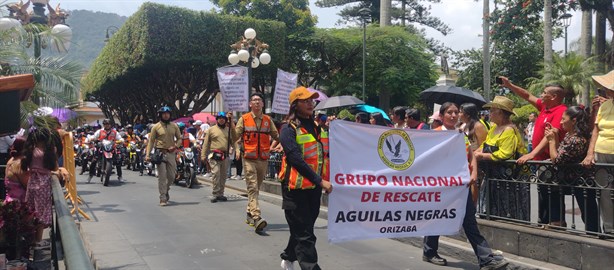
[146,106,182,206]
[236,92,279,233]
[201,112,237,203]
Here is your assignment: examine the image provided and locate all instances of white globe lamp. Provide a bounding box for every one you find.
[259,50,271,65]
[228,51,240,65]
[244,28,256,39]
[238,48,250,62]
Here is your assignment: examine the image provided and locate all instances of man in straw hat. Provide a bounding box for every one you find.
[497,76,567,227]
[582,69,614,238]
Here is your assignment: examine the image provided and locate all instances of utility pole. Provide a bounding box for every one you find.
[482,0,491,102]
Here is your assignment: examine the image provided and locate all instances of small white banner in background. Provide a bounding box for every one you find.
[271,69,298,114]
[328,121,469,243]
[217,65,249,112]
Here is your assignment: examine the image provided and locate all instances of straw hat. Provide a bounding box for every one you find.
[592,70,614,91]
[483,96,517,116]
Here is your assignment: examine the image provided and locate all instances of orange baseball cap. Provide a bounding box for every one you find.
[289,86,319,105]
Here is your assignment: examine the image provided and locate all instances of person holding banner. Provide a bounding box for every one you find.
[279,86,333,270]
[235,92,279,233]
[423,103,508,270]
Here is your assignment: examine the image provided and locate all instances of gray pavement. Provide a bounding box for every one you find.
[75,168,478,270]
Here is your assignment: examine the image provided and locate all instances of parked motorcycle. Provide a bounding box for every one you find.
[175,147,196,188]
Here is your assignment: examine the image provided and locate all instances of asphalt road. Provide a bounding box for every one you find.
[74,167,478,270]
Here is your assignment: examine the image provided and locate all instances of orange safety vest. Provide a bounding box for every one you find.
[279,124,329,190]
[181,130,191,148]
[242,113,271,160]
[98,129,117,141]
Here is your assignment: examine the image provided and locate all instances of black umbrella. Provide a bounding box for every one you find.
[420,85,487,107]
[314,95,365,110]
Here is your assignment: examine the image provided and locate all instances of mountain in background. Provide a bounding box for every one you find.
[64,10,128,69]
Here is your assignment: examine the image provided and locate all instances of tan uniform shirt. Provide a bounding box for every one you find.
[235,112,279,141]
[201,124,238,159]
[146,121,182,158]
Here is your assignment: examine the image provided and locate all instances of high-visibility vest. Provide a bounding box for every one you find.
[98,129,117,141]
[279,124,329,190]
[181,130,190,148]
[242,113,271,160]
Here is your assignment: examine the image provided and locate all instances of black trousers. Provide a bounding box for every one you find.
[280,185,322,270]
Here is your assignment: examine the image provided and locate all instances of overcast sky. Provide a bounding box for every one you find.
[56,0,583,53]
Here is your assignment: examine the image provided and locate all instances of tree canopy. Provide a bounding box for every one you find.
[306,26,437,110]
[82,3,285,124]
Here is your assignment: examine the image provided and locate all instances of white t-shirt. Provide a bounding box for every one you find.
[0,135,16,153]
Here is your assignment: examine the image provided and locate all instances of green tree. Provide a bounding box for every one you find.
[306,26,436,111]
[526,53,596,105]
[316,0,451,35]
[579,0,614,69]
[82,3,285,124]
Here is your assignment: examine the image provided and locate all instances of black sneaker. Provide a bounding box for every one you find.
[218,196,228,202]
[210,197,218,203]
[422,254,447,266]
[480,259,508,270]
[254,217,267,233]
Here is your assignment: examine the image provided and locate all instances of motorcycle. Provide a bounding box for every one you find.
[99,139,115,186]
[175,147,197,188]
[78,144,93,175]
[127,141,142,171]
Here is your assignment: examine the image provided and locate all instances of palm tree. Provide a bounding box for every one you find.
[527,53,596,106]
[1,20,83,126]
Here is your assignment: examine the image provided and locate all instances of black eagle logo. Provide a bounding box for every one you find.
[385,137,402,157]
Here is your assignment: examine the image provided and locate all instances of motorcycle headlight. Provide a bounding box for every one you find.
[185,151,194,160]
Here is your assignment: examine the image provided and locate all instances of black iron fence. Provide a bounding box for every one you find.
[477,160,614,239]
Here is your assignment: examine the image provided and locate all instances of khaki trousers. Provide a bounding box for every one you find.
[157,151,176,202]
[244,159,268,219]
[209,157,230,197]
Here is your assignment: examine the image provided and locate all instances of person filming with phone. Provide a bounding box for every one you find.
[496,76,567,227]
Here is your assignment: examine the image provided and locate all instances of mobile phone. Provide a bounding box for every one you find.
[596,88,607,97]
[495,77,503,85]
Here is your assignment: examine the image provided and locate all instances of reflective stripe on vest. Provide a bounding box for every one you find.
[279,125,329,190]
[242,113,271,160]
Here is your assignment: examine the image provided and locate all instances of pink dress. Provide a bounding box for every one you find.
[25,148,52,226]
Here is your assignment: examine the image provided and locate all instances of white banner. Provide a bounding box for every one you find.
[271,69,298,114]
[328,121,469,243]
[217,66,249,112]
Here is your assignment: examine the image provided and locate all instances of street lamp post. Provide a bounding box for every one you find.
[227,28,271,96]
[561,13,572,56]
[359,7,370,102]
[105,26,119,42]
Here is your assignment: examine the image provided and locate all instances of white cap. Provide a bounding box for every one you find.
[193,120,203,125]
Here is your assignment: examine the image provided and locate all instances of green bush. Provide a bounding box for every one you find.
[512,104,539,127]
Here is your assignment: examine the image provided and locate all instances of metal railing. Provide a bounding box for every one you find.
[477,160,614,238]
[50,176,94,269]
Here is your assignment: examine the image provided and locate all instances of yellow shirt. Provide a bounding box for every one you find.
[596,99,614,154]
[481,124,527,161]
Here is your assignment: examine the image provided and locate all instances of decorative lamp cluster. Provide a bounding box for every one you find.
[227,28,271,68]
